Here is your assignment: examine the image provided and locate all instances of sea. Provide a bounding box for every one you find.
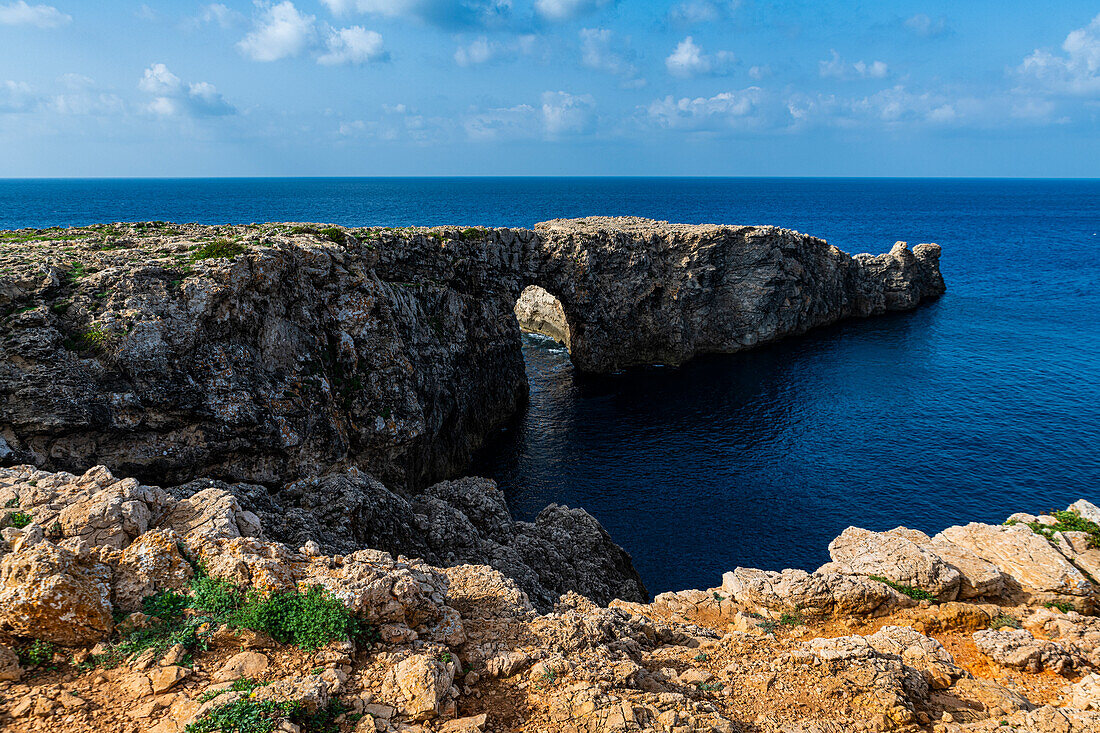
[3,177,1098,595]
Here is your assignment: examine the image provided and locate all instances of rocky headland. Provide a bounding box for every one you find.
[2,464,1099,733]
[16,219,1090,733]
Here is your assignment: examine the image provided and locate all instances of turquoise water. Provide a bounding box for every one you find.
[4,177,1099,594]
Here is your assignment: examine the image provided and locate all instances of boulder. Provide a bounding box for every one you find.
[1068,673,1100,711]
[0,643,21,682]
[825,526,961,599]
[722,567,911,617]
[213,651,270,682]
[935,523,1093,600]
[109,529,194,612]
[864,625,964,689]
[925,537,1006,599]
[972,628,1080,674]
[1069,500,1100,525]
[381,652,456,720]
[0,541,113,644]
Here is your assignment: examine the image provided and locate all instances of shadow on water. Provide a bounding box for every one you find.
[472,296,1099,595]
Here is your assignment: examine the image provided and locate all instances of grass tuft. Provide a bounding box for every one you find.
[868,575,936,602]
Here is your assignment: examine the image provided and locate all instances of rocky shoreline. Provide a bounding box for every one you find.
[0,217,1032,733]
[1,463,1099,733]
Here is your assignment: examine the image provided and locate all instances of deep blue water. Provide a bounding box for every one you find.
[4,178,1099,595]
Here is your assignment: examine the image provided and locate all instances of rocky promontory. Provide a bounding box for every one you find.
[0,219,962,732]
[0,219,943,490]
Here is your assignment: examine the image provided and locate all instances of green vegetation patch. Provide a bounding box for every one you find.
[186,699,301,733]
[63,327,114,354]
[459,227,487,241]
[318,227,347,245]
[18,639,57,668]
[0,229,94,244]
[185,699,346,733]
[191,239,247,262]
[89,567,365,670]
[6,511,32,528]
[868,575,937,602]
[1005,509,1100,549]
[1043,600,1075,613]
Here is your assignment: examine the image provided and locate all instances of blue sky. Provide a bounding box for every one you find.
[1,0,1098,176]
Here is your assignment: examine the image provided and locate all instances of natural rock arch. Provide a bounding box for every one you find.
[514,285,571,351]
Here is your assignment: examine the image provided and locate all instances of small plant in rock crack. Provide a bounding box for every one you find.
[694,652,709,662]
[1043,601,1075,613]
[779,610,804,627]
[989,614,1021,630]
[868,575,936,602]
[6,511,32,529]
[757,620,779,635]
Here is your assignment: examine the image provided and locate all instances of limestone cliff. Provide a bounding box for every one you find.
[0,218,943,491]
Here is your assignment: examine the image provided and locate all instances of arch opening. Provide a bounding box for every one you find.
[514,284,571,352]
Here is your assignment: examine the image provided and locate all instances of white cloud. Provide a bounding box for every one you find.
[237,1,316,62]
[192,3,243,28]
[453,34,535,66]
[0,80,37,113]
[534,0,612,22]
[580,28,643,87]
[1018,13,1100,96]
[540,90,595,135]
[665,36,735,78]
[665,0,739,25]
[464,103,536,140]
[819,50,888,79]
[318,26,386,64]
[904,13,948,38]
[138,63,235,117]
[0,1,70,27]
[748,65,770,80]
[646,88,765,130]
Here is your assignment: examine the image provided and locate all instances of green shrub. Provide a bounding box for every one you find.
[19,640,56,667]
[868,575,936,602]
[779,610,804,627]
[7,511,32,528]
[143,589,190,620]
[233,584,355,651]
[1043,601,1075,613]
[189,574,242,617]
[318,227,347,246]
[190,240,246,262]
[89,568,361,670]
[459,227,486,241]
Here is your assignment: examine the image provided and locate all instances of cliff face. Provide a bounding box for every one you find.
[0,218,943,490]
